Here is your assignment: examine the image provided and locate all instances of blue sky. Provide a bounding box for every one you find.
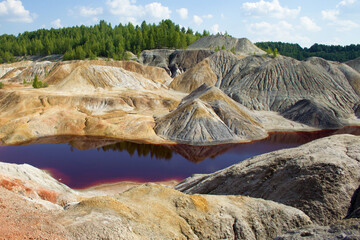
[0,0,359,47]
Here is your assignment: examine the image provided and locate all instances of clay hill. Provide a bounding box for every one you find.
[0,60,183,145]
[139,49,214,77]
[187,35,265,56]
[169,48,360,129]
[176,134,360,226]
[0,34,359,146]
[347,57,360,73]
[154,84,267,145]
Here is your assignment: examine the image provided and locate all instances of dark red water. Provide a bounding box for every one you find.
[0,127,359,189]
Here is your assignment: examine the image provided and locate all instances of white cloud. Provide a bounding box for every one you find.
[0,0,33,23]
[193,15,203,25]
[107,0,142,16]
[324,37,341,45]
[332,19,358,31]
[79,6,103,17]
[247,20,311,47]
[322,9,358,31]
[242,0,301,19]
[145,2,171,19]
[106,0,171,23]
[300,16,321,32]
[337,0,356,7]
[51,18,63,28]
[125,16,138,25]
[203,14,213,19]
[211,24,220,34]
[176,8,188,19]
[321,9,339,21]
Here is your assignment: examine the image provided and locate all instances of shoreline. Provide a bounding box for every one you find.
[9,126,359,190]
[1,125,359,147]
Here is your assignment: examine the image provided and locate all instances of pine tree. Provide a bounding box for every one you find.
[75,46,86,60]
[32,74,41,88]
[273,48,278,58]
[266,47,272,56]
[0,19,211,62]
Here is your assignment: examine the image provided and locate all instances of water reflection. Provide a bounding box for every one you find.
[99,142,173,160]
[9,126,360,163]
[0,127,359,188]
[166,144,236,163]
[264,126,360,144]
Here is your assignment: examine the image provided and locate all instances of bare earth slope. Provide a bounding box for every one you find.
[281,99,344,129]
[188,35,265,56]
[0,61,56,83]
[170,51,271,93]
[0,161,312,240]
[155,84,267,144]
[176,134,360,225]
[140,49,213,77]
[169,48,360,128]
[1,42,360,145]
[224,56,360,116]
[0,60,184,145]
[346,57,360,73]
[277,185,360,240]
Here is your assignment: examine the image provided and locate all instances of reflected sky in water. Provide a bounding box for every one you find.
[0,127,359,189]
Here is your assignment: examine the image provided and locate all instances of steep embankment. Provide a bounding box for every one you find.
[0,61,56,83]
[169,58,218,92]
[155,84,267,144]
[140,49,214,77]
[176,134,360,225]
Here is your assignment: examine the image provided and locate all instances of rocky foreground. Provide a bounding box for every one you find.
[0,134,358,239]
[0,35,359,146]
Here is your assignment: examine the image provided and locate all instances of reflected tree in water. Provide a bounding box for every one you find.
[99,142,173,160]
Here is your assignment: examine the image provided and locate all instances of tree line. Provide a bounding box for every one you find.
[0,20,209,63]
[255,42,360,62]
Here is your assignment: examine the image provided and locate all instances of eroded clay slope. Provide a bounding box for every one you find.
[61,183,311,240]
[0,60,183,145]
[176,134,360,225]
[0,61,56,83]
[140,49,213,77]
[188,35,265,56]
[347,57,360,73]
[0,161,312,240]
[170,51,271,93]
[224,56,360,116]
[155,84,267,145]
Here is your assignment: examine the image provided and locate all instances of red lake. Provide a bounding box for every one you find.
[0,127,359,189]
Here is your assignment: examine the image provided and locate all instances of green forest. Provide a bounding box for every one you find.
[1,19,359,63]
[0,20,208,63]
[255,42,360,62]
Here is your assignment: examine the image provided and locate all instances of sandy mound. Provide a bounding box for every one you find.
[155,84,267,144]
[188,35,265,56]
